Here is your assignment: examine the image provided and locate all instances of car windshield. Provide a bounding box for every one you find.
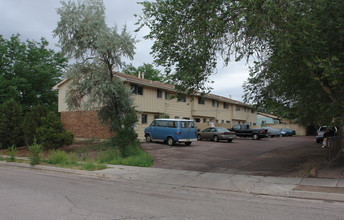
[216,128,229,132]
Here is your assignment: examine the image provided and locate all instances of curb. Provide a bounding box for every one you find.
[290,190,344,202]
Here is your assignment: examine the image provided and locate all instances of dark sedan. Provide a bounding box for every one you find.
[197,127,236,142]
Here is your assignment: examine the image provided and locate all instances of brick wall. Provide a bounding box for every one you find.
[61,111,113,139]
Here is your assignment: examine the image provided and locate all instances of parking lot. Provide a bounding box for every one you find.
[141,136,325,177]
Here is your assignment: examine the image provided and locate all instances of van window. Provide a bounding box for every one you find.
[168,121,177,128]
[181,121,194,128]
[150,120,157,127]
[157,120,168,127]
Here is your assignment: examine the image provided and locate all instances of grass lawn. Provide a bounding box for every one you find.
[0,140,153,170]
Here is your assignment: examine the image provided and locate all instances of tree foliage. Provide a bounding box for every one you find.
[138,0,344,126]
[22,104,49,145]
[122,63,165,82]
[0,99,24,148]
[54,0,137,131]
[0,34,67,112]
[36,112,74,151]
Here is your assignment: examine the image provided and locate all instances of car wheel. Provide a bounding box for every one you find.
[146,134,152,142]
[197,134,202,141]
[213,135,219,142]
[185,142,192,146]
[227,139,233,143]
[167,137,175,146]
[252,134,260,140]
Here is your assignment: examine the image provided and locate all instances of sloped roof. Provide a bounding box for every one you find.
[54,71,253,107]
[257,112,280,120]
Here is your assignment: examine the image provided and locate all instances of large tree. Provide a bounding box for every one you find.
[0,34,67,112]
[54,0,137,132]
[138,0,344,126]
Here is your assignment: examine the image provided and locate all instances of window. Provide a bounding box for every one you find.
[223,103,229,109]
[195,118,201,123]
[212,100,216,107]
[251,109,256,114]
[216,119,219,123]
[157,120,168,127]
[226,120,231,124]
[131,84,143,95]
[221,120,224,123]
[157,89,162,98]
[175,116,179,119]
[178,96,186,102]
[181,121,195,128]
[236,105,241,111]
[203,118,207,123]
[198,97,205,105]
[204,128,211,132]
[141,114,147,124]
[165,91,170,100]
[168,121,177,128]
[150,120,157,127]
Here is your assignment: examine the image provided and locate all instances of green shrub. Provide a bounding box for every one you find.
[47,150,78,167]
[7,145,17,162]
[36,112,74,150]
[22,105,49,145]
[29,140,42,165]
[97,149,118,164]
[113,110,138,157]
[0,100,24,148]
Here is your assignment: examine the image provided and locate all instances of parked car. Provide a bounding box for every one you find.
[280,128,294,136]
[144,119,197,146]
[260,127,282,137]
[316,126,338,143]
[229,124,268,140]
[197,127,236,142]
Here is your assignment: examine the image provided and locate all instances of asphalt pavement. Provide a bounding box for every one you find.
[1,159,344,202]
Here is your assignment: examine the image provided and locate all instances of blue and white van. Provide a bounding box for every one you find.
[144,119,197,146]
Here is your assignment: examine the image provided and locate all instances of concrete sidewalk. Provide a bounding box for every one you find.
[1,160,343,202]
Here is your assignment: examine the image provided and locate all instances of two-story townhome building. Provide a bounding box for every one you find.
[55,72,257,140]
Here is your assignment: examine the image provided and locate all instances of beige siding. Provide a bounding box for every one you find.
[232,105,257,125]
[132,86,166,113]
[57,75,259,140]
[192,98,216,118]
[165,96,192,119]
[58,80,71,112]
[216,101,233,123]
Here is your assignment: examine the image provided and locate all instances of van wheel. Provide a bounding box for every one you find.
[146,134,152,142]
[185,142,191,146]
[167,137,175,146]
[213,135,219,142]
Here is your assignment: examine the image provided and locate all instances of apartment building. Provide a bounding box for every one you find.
[55,72,257,140]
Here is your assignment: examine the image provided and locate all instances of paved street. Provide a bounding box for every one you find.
[1,166,343,220]
[142,136,324,177]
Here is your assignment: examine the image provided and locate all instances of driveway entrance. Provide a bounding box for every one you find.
[141,136,324,177]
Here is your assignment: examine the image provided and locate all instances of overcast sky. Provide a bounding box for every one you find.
[0,0,251,101]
